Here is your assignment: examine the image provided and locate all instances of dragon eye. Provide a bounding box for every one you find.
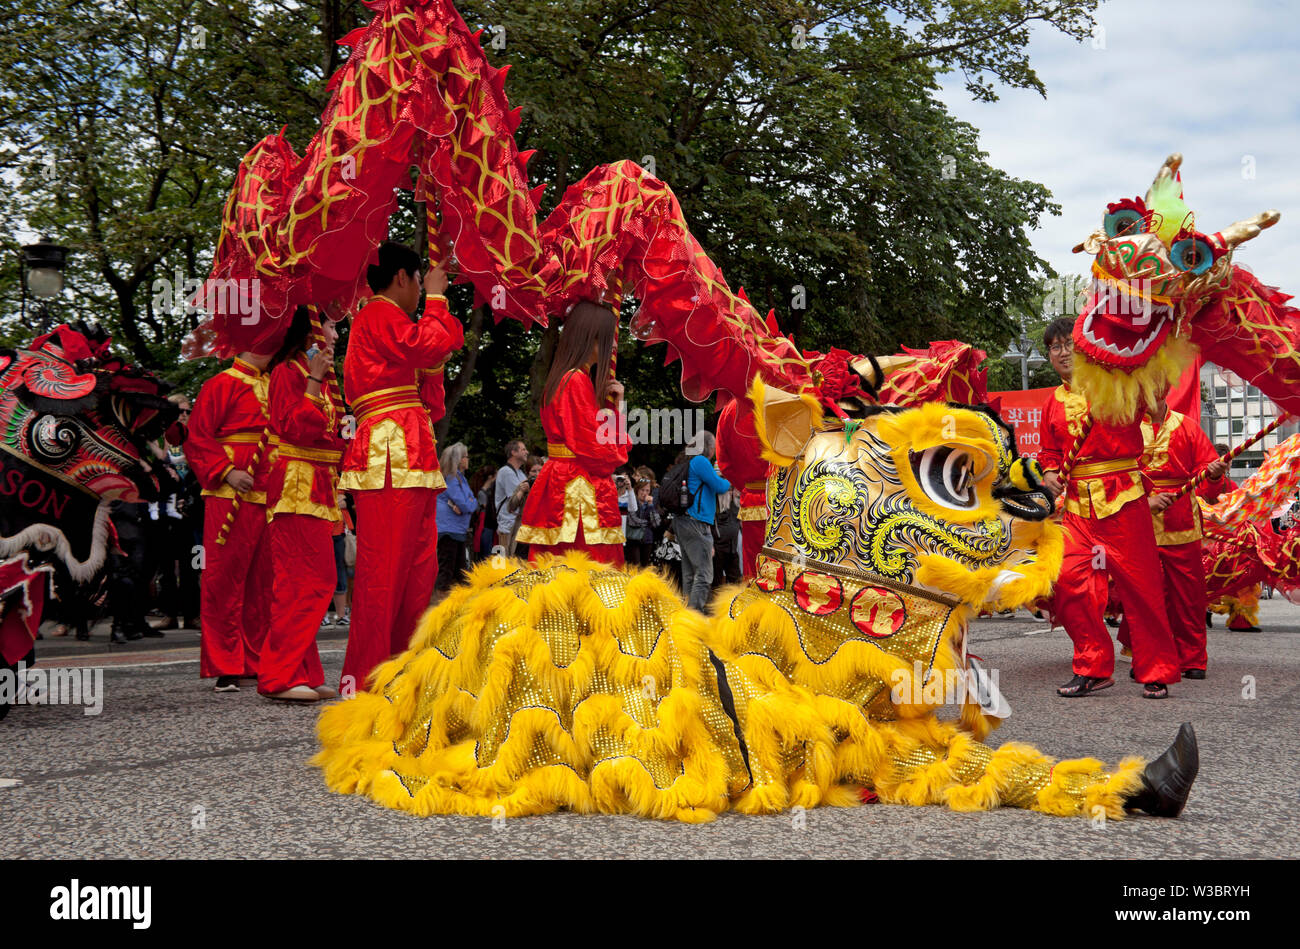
[1169,236,1216,274]
[1104,208,1145,238]
[912,446,982,511]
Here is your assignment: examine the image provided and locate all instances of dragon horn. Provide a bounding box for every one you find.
[1217,209,1281,249]
[1145,152,1183,203]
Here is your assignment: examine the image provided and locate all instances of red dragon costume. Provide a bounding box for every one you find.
[1115,409,1228,675]
[516,369,629,565]
[186,356,274,681]
[259,338,347,697]
[337,292,463,693]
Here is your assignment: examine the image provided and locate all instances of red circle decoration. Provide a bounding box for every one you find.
[793,571,843,615]
[849,587,907,638]
[755,556,785,592]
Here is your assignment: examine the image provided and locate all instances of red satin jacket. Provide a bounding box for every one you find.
[267,357,346,522]
[716,396,768,522]
[1139,409,1228,546]
[339,294,463,492]
[516,370,628,547]
[187,357,272,505]
[1039,384,1147,519]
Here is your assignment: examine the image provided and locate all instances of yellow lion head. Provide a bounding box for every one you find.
[750,379,1062,613]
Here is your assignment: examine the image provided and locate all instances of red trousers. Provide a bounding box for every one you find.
[1056,500,1181,684]
[740,520,766,578]
[199,496,271,678]
[342,483,439,692]
[258,514,330,695]
[527,522,624,567]
[1118,541,1207,673]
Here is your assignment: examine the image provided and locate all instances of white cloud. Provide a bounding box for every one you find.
[936,0,1300,287]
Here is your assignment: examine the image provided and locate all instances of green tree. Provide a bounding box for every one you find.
[2,0,1102,472]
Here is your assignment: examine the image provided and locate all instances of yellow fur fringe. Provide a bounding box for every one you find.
[1073,336,1197,424]
[313,551,1148,824]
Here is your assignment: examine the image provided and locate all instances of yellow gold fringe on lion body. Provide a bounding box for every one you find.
[314,552,1144,822]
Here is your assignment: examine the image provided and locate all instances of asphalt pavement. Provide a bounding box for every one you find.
[4,601,1297,859]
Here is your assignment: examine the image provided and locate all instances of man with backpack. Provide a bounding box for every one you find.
[661,431,732,611]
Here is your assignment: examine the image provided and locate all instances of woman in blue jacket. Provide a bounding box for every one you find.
[677,431,732,610]
[435,442,479,592]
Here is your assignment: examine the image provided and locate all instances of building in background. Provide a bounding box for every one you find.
[1200,363,1299,482]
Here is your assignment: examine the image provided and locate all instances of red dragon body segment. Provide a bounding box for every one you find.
[192,0,818,403]
[1071,153,1297,423]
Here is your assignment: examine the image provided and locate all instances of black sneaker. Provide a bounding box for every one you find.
[1183,668,1206,680]
[214,676,240,693]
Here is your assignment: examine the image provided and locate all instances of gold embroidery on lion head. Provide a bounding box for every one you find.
[750,378,1062,614]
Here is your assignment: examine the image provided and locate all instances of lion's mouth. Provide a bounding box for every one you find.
[1076,279,1173,367]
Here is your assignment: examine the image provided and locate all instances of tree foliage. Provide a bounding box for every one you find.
[0,0,1100,473]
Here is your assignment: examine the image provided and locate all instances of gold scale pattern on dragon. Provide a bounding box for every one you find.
[315,400,1149,822]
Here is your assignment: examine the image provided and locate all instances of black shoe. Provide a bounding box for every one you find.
[75,624,90,641]
[110,627,128,645]
[1104,616,1119,628]
[1183,668,1206,680]
[125,627,143,641]
[138,623,164,639]
[1129,667,1136,680]
[1205,611,1213,629]
[1057,674,1114,697]
[1124,723,1198,817]
[214,676,240,693]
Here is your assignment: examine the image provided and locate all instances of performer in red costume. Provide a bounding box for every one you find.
[259,308,347,702]
[516,302,628,565]
[715,392,768,578]
[187,349,274,692]
[1038,318,1181,699]
[338,242,463,693]
[1117,390,1229,680]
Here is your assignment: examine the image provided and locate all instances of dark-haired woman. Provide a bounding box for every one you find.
[258,308,346,702]
[516,302,629,566]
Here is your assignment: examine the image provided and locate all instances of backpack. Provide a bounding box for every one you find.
[659,458,695,516]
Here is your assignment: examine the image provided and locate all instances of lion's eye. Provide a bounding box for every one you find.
[912,446,982,510]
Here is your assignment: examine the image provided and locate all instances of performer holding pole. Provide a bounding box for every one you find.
[187,349,274,692]
[259,307,346,702]
[1116,387,1229,681]
[515,301,629,565]
[338,241,463,694]
[1038,317,1181,699]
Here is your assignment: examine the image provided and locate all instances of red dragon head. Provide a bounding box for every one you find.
[0,323,181,581]
[1071,153,1292,422]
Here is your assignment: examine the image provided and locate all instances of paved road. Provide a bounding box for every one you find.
[4,602,1298,859]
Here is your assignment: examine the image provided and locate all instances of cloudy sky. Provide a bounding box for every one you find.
[934,0,1300,286]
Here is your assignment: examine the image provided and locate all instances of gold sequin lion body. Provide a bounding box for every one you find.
[315,394,1146,822]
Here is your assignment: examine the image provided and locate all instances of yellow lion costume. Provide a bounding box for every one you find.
[315,391,1195,822]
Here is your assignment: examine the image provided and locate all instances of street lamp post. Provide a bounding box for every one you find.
[1001,330,1047,390]
[21,236,70,332]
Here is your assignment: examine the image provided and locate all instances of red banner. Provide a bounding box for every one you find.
[987,388,1056,460]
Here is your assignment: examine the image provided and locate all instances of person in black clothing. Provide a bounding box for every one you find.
[107,499,163,643]
[712,489,742,586]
